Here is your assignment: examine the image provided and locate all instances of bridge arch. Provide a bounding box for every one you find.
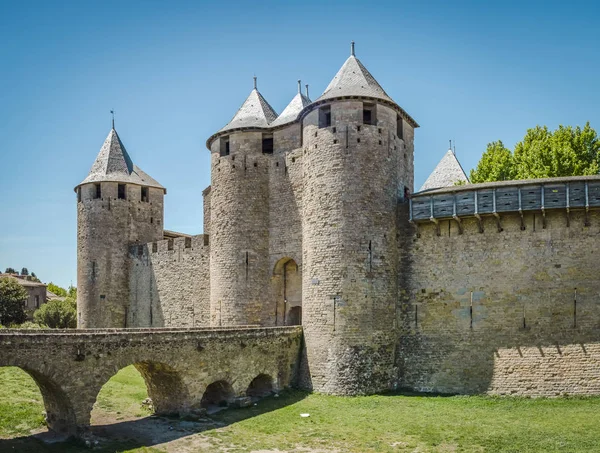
[201,379,235,410]
[84,360,190,428]
[246,373,274,400]
[273,257,302,326]
[0,365,77,434]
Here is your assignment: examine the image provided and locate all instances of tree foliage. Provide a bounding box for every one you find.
[47,283,68,298]
[33,297,77,329]
[4,268,16,274]
[470,123,600,183]
[470,141,514,183]
[0,277,28,326]
[20,268,29,276]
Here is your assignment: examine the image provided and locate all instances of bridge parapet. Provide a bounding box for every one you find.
[0,326,303,436]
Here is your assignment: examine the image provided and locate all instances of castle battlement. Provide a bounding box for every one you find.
[129,234,209,257]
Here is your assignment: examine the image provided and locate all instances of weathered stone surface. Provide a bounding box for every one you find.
[0,326,302,435]
[398,209,600,396]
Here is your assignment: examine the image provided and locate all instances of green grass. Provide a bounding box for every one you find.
[91,365,151,421]
[3,366,600,452]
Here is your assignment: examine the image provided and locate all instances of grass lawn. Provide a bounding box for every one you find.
[1,365,600,452]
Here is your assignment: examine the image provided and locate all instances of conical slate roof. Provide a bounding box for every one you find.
[271,82,312,127]
[218,88,278,133]
[76,128,165,191]
[316,48,394,104]
[419,150,470,192]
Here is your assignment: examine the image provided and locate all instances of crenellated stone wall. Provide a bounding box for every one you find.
[128,235,210,328]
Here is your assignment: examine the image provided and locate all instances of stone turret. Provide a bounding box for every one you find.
[300,43,419,394]
[75,127,165,328]
[419,147,469,192]
[206,79,277,326]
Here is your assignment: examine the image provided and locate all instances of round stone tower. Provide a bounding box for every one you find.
[75,126,165,328]
[206,78,277,326]
[300,43,418,394]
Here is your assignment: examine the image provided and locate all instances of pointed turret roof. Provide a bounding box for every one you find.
[271,80,312,127]
[316,42,394,104]
[419,149,470,192]
[218,78,278,133]
[76,128,165,191]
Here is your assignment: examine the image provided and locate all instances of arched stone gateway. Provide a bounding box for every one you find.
[0,327,303,436]
[273,257,302,326]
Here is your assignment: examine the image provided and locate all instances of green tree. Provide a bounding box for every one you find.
[47,283,68,298]
[0,277,28,326]
[68,286,77,299]
[33,297,77,329]
[20,268,29,276]
[4,268,16,274]
[471,123,600,183]
[470,140,514,183]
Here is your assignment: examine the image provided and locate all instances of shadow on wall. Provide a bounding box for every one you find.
[0,390,309,452]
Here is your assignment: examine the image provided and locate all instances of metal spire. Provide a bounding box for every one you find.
[351,41,355,56]
[298,79,301,94]
[111,109,115,129]
[305,84,309,98]
[253,75,257,90]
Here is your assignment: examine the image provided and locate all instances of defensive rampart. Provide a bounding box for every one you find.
[399,176,600,396]
[128,235,210,327]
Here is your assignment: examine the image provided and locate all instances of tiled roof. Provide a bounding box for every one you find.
[0,274,46,288]
[271,87,311,127]
[218,89,278,133]
[76,129,165,191]
[316,55,395,104]
[419,150,470,192]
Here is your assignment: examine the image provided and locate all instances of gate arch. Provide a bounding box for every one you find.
[273,257,302,326]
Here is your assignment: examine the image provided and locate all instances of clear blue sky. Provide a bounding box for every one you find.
[1,0,598,288]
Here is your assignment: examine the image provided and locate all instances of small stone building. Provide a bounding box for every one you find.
[0,274,47,318]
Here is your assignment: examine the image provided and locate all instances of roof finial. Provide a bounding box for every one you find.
[111,109,115,129]
[305,84,309,98]
[351,41,355,56]
[298,79,302,94]
[449,139,451,151]
[253,75,257,90]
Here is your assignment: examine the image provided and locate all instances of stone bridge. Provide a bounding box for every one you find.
[0,326,302,435]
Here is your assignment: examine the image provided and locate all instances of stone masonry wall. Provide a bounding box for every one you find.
[209,132,272,326]
[398,209,600,396]
[77,183,164,328]
[270,123,304,325]
[301,100,408,394]
[129,235,210,327]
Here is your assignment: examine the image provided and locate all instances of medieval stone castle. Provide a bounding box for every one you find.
[74,43,600,397]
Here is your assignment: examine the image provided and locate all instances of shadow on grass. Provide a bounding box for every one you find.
[0,389,310,453]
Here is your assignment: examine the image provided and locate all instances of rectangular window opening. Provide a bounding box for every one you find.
[34,295,40,308]
[397,115,404,140]
[318,106,331,128]
[262,135,274,154]
[94,184,101,199]
[141,186,149,202]
[118,184,126,200]
[362,103,376,125]
[220,136,230,156]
